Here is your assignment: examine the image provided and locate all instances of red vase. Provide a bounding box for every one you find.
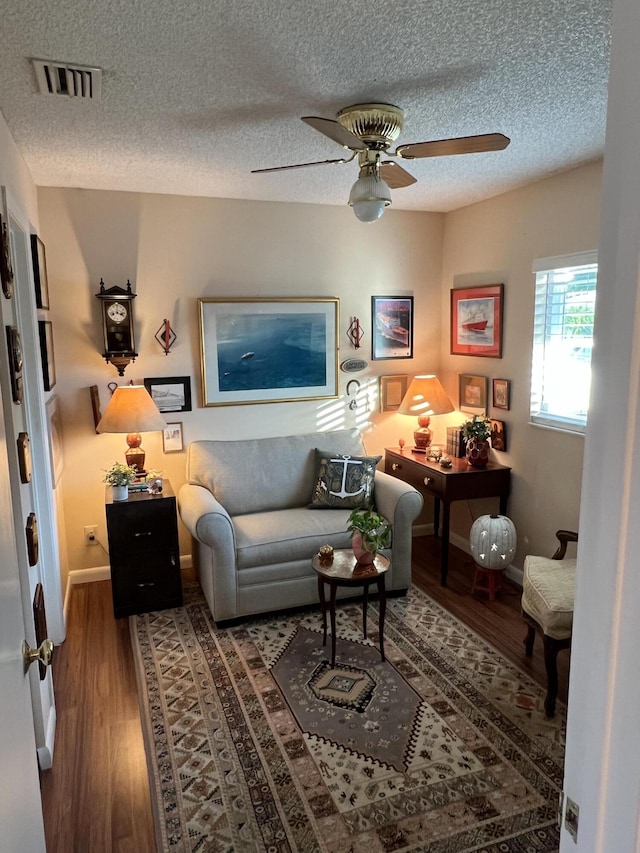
[466,438,490,468]
[351,531,375,565]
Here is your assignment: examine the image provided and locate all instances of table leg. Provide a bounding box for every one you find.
[329,582,338,667]
[499,493,508,515]
[433,497,441,538]
[377,577,386,662]
[441,501,451,586]
[362,583,369,639]
[318,576,327,647]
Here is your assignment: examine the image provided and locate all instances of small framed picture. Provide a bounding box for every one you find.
[162,422,184,453]
[490,418,507,451]
[371,296,414,360]
[89,385,102,433]
[492,378,510,410]
[31,235,50,310]
[379,374,408,412]
[144,376,192,413]
[38,320,56,391]
[459,373,488,415]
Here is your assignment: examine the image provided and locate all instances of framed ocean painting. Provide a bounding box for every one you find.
[198,297,339,406]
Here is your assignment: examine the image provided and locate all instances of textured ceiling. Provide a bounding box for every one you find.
[0,0,611,213]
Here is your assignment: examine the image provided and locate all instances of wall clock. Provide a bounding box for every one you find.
[5,325,23,404]
[95,278,138,376]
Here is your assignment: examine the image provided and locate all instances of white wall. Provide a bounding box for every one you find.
[439,161,602,564]
[37,188,443,588]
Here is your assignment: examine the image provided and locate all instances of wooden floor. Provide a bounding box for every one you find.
[40,536,569,852]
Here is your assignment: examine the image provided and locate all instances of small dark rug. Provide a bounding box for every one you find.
[130,584,565,852]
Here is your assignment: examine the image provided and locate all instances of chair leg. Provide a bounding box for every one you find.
[524,623,535,657]
[542,635,560,718]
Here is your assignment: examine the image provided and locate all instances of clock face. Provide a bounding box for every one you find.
[106,302,128,323]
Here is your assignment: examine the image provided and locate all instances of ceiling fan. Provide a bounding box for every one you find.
[252,103,510,222]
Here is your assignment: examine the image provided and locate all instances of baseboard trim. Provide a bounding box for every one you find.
[413,527,522,588]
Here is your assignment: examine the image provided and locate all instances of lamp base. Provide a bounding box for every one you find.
[125,433,145,474]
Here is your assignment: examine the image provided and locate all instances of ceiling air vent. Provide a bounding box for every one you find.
[32,59,102,100]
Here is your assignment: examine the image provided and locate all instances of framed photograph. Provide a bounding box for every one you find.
[379,374,408,412]
[89,385,102,433]
[162,422,184,453]
[459,373,488,416]
[144,376,192,413]
[450,283,504,358]
[45,395,64,486]
[30,235,49,310]
[371,296,413,360]
[492,378,510,410]
[198,297,339,407]
[38,320,56,391]
[490,418,507,451]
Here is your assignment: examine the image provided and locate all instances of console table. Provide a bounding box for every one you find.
[385,448,511,586]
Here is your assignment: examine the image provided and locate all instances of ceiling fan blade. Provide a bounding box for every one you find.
[301,116,368,151]
[251,156,353,174]
[397,132,510,160]
[380,161,417,189]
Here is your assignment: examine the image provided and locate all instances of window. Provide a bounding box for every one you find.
[530,251,597,433]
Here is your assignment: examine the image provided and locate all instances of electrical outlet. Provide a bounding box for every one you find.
[84,525,98,546]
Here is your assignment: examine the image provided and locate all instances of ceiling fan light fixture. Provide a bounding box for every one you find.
[348,173,392,223]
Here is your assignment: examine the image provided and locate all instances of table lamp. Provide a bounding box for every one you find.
[97,385,166,474]
[397,374,454,452]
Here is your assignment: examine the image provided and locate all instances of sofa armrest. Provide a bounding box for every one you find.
[178,483,234,545]
[374,471,423,589]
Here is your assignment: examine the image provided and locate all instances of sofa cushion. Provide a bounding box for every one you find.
[308,449,381,510]
[233,507,359,569]
[186,428,366,515]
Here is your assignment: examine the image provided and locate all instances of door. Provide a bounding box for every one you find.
[0,378,47,849]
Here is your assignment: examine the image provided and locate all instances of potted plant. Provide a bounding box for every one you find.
[347,508,392,565]
[461,414,492,468]
[103,461,137,501]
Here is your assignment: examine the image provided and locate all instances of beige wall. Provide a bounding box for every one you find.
[37,188,444,587]
[38,160,602,590]
[439,161,602,564]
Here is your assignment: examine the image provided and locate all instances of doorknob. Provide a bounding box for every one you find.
[22,638,54,675]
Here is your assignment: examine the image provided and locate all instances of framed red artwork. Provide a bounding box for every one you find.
[450,284,504,358]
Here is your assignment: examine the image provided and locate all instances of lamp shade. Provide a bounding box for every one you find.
[397,374,454,450]
[97,385,166,474]
[97,385,166,434]
[469,514,517,569]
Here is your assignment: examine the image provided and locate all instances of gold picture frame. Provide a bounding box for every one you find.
[198,297,339,407]
[379,374,408,412]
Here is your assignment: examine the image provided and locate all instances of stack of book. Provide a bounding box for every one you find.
[446,427,466,458]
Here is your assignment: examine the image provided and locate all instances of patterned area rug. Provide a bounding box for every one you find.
[130,584,565,852]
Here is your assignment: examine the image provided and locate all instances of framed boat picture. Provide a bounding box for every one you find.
[371,296,413,360]
[450,284,504,358]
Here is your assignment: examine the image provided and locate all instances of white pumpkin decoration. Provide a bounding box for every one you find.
[469,514,517,569]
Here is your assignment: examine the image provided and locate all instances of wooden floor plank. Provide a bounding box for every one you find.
[40,537,569,850]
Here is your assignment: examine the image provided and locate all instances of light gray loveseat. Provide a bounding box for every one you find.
[178,428,423,623]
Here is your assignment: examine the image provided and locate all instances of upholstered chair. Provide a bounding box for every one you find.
[521,529,578,717]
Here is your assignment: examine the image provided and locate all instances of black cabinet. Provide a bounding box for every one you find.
[105,481,182,618]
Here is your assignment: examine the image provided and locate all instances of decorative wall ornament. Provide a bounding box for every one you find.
[347,316,363,349]
[155,318,177,355]
[340,357,368,373]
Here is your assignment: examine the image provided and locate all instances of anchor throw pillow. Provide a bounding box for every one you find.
[308,449,382,510]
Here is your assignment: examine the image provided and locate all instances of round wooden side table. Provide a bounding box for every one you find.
[311,549,390,666]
